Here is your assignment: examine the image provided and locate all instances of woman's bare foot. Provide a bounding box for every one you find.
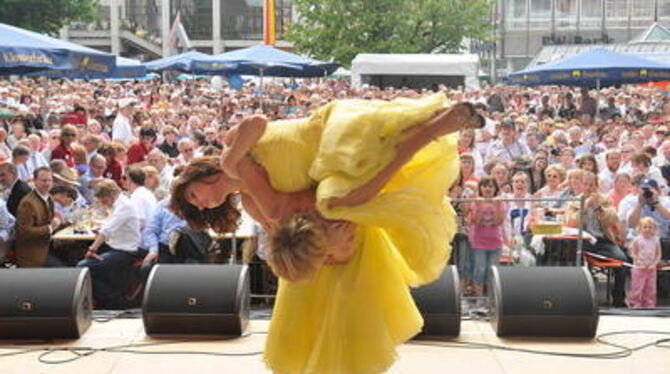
[433,102,485,136]
[400,102,484,141]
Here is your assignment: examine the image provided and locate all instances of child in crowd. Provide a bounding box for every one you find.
[628,217,662,309]
[452,180,478,296]
[468,177,506,296]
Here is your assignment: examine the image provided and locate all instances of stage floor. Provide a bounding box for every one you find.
[1,314,669,374]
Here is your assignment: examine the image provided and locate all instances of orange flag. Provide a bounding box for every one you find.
[263,0,276,45]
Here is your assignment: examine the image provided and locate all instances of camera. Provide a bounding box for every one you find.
[643,187,653,200]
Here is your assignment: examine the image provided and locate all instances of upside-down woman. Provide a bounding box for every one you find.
[170,93,483,374]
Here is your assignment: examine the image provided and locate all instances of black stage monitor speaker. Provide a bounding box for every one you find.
[411,265,461,337]
[143,264,250,336]
[490,266,599,338]
[0,268,92,339]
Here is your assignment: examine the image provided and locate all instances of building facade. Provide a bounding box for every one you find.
[63,0,294,59]
[491,0,670,75]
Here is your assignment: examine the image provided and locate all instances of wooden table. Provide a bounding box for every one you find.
[52,227,97,241]
[52,210,259,265]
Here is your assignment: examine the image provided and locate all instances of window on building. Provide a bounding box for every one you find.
[582,0,603,18]
[531,0,552,17]
[556,0,577,17]
[605,0,628,18]
[508,0,527,19]
[660,0,670,18]
[632,0,654,18]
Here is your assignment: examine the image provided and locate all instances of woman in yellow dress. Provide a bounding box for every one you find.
[170,93,483,374]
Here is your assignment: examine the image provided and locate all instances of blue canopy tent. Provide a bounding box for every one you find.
[0,22,116,75]
[30,56,146,79]
[190,45,339,77]
[145,50,211,72]
[509,48,670,87]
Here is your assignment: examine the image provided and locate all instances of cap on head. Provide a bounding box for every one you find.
[639,177,659,189]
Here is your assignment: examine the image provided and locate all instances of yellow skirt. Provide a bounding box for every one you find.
[263,94,460,374]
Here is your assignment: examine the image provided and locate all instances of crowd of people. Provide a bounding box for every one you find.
[0,76,667,309]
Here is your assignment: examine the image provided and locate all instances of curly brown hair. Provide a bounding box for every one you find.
[169,157,241,233]
[268,213,329,282]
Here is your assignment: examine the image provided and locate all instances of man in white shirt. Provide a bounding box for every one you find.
[175,138,196,166]
[485,119,531,165]
[125,167,158,229]
[630,153,667,193]
[598,150,622,193]
[653,140,670,169]
[112,98,136,146]
[146,149,174,197]
[78,179,141,308]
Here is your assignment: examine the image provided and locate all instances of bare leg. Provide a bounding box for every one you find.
[328,102,481,209]
[400,102,484,141]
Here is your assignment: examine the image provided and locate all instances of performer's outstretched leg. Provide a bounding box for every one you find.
[328,102,483,209]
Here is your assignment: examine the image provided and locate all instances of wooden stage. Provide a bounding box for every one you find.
[1,314,669,374]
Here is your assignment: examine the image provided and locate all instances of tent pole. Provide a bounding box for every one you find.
[260,68,265,112]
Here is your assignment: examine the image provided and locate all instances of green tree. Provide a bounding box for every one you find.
[0,0,97,35]
[286,0,492,67]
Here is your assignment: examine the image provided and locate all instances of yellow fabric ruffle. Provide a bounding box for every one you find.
[252,93,459,374]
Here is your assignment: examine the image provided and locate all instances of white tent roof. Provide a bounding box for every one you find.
[351,53,480,89]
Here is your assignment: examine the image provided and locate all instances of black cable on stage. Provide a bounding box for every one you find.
[92,309,142,323]
[3,329,670,365]
[409,339,631,359]
[32,332,263,364]
[409,329,670,360]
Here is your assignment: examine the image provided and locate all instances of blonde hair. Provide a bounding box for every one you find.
[72,144,87,165]
[638,217,658,233]
[93,178,121,199]
[566,168,585,181]
[545,164,567,181]
[268,214,330,282]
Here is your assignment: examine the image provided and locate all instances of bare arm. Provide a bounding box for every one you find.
[494,200,506,226]
[236,155,317,223]
[655,202,670,220]
[326,151,410,209]
[236,155,285,222]
[627,201,642,229]
[221,115,268,178]
[240,192,273,232]
[629,240,638,263]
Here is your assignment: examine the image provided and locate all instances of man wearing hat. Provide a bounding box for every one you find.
[53,167,87,210]
[112,98,136,146]
[485,119,530,165]
[626,177,670,303]
[627,178,670,239]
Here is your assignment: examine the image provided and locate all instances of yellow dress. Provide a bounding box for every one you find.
[250,93,459,374]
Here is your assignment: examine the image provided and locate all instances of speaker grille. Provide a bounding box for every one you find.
[411,265,461,337]
[143,264,250,336]
[0,268,92,339]
[490,266,599,337]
